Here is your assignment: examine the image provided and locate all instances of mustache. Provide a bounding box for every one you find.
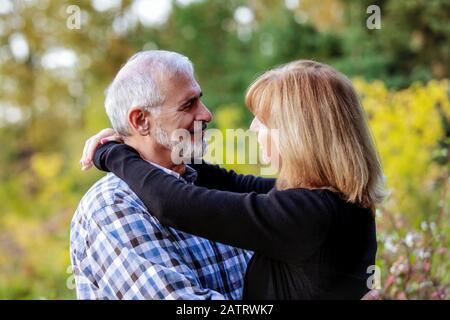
[188,122,208,132]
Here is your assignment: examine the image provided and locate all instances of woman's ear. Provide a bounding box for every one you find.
[128,107,151,136]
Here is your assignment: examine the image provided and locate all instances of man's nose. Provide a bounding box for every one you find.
[195,102,213,123]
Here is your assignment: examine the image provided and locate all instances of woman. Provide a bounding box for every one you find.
[82,60,385,299]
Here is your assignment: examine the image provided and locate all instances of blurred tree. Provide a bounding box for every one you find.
[338,0,450,88]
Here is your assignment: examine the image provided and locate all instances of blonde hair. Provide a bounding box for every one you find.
[245,60,385,212]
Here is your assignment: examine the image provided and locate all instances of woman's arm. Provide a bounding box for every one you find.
[94,142,333,264]
[189,161,275,194]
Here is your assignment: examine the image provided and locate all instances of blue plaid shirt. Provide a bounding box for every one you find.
[70,164,252,300]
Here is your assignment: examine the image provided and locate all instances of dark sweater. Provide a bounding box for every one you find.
[93,142,377,300]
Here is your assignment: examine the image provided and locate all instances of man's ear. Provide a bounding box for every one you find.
[128,107,152,136]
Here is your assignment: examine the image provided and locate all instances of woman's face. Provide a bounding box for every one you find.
[250,116,279,164]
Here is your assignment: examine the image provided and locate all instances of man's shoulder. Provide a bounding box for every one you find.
[75,173,145,218]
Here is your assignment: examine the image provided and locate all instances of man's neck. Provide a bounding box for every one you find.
[124,137,186,176]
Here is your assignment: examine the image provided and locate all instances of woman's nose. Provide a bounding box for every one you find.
[250,118,259,132]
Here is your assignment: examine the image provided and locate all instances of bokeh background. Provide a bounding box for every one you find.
[0,0,448,299]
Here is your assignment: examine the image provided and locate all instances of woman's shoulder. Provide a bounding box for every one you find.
[263,187,339,221]
[268,186,340,202]
[267,186,371,217]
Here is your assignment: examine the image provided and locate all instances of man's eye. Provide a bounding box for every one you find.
[183,101,194,109]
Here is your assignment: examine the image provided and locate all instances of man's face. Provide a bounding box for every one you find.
[150,72,212,160]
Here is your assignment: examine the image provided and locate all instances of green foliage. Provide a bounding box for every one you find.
[354,79,450,299]
[338,0,450,88]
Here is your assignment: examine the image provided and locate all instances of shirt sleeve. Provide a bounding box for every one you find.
[190,161,276,193]
[94,143,333,264]
[81,201,227,300]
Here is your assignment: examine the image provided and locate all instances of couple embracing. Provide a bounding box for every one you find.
[71,50,384,300]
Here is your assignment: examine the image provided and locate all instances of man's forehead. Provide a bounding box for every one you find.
[160,73,201,101]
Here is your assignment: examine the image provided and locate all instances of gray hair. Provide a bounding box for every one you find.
[104,50,194,136]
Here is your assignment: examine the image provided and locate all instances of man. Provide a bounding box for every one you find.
[71,50,252,299]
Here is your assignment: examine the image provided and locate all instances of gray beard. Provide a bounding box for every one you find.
[154,124,207,162]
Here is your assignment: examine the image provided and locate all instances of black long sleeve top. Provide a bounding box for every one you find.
[93,142,377,300]
[189,162,276,194]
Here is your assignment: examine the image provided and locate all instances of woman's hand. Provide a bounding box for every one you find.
[80,128,123,171]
